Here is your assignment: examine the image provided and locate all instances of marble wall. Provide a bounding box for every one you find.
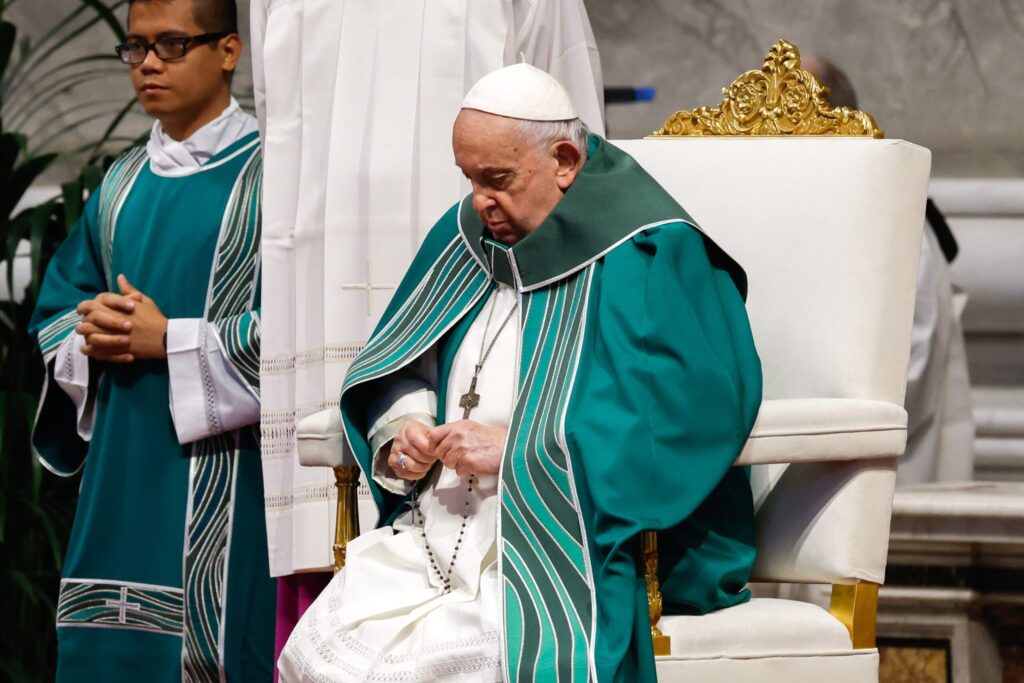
[588,0,1024,177]
[7,1,1024,178]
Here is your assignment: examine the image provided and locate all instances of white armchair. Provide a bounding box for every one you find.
[297,39,930,682]
[611,39,930,682]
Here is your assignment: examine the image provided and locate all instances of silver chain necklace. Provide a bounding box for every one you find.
[412,289,519,593]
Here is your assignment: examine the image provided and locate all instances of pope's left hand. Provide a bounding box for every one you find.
[116,274,168,360]
[431,420,507,478]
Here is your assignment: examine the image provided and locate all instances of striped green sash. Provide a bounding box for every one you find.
[96,142,262,681]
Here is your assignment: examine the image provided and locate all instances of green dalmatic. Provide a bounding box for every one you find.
[29,133,275,682]
[341,136,763,682]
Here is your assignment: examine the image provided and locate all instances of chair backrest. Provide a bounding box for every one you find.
[613,136,930,584]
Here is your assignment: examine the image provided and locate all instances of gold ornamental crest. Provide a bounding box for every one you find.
[651,39,884,138]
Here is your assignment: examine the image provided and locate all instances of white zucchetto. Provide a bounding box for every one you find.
[461,63,579,121]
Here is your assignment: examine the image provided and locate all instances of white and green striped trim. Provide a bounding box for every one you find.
[213,310,260,391]
[37,309,81,362]
[204,147,262,321]
[500,266,597,682]
[180,143,262,681]
[344,236,489,390]
[57,578,184,636]
[97,146,148,290]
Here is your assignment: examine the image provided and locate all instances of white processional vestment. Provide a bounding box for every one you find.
[278,286,519,682]
[252,0,605,576]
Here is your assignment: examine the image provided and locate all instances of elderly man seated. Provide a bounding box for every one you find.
[279,64,763,682]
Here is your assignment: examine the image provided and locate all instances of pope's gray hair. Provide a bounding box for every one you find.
[515,118,590,158]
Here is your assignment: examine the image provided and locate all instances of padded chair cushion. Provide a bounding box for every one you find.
[656,600,876,683]
[737,398,907,465]
[655,650,878,683]
[296,408,348,467]
[659,598,852,658]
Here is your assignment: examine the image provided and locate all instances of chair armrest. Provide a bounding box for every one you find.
[296,408,352,467]
[735,398,907,466]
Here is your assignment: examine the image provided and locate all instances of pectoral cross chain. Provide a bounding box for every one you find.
[459,368,482,419]
[457,292,518,421]
[414,291,516,595]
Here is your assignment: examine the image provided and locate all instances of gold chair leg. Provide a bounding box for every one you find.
[829,582,879,649]
[332,465,361,573]
[642,530,672,656]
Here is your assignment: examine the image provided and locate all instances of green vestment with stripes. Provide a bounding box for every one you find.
[29,133,276,682]
[340,136,763,682]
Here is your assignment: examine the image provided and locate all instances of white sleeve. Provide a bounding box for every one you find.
[53,333,96,441]
[367,347,438,494]
[166,318,260,444]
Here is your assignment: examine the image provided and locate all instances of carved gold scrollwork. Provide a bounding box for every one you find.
[651,39,884,138]
[642,530,672,656]
[333,465,362,573]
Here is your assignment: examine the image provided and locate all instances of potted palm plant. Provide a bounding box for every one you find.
[0,1,139,679]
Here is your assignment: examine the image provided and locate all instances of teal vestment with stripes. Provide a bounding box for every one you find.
[340,136,763,682]
[29,133,276,682]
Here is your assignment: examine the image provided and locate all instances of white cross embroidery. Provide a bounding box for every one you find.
[341,257,397,316]
[104,586,142,623]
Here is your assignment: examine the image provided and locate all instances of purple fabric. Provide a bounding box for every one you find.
[273,572,333,681]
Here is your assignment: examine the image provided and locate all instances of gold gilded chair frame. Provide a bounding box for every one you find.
[643,38,882,657]
[332,464,361,573]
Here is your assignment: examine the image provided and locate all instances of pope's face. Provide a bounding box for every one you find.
[453,109,581,246]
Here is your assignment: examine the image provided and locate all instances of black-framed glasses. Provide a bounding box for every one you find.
[115,33,229,65]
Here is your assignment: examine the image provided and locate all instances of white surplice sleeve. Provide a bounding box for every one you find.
[367,346,438,494]
[166,318,260,444]
[53,332,96,441]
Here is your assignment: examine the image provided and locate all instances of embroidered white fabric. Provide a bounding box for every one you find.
[253,0,605,576]
[166,318,260,444]
[278,285,519,682]
[54,333,95,441]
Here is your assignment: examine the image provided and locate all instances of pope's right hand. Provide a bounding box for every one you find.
[387,420,438,481]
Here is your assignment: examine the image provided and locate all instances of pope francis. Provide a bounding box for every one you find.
[279,64,763,682]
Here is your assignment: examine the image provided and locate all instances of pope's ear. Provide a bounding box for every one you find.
[552,140,582,190]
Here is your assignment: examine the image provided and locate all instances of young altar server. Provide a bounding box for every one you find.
[30,0,275,679]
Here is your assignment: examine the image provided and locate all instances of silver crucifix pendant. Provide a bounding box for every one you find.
[459,372,481,419]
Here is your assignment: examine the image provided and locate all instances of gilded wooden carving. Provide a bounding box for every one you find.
[651,39,884,138]
[333,464,362,572]
[642,530,672,656]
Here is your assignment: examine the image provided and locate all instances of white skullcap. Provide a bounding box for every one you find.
[461,63,578,121]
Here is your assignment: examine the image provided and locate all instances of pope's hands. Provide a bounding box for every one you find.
[433,420,506,478]
[387,420,438,481]
[387,419,507,480]
[75,274,168,363]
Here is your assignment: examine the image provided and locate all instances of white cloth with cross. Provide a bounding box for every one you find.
[251,0,605,577]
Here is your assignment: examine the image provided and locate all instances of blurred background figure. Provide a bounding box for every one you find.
[804,53,976,485]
